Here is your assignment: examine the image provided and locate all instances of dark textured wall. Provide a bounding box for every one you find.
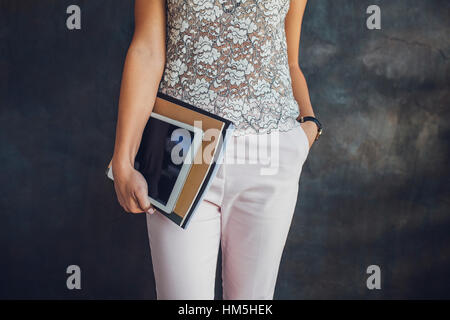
[0,0,449,299]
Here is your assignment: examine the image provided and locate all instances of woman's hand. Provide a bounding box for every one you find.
[111,160,155,215]
[300,121,318,148]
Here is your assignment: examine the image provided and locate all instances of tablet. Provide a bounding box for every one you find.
[106,112,204,214]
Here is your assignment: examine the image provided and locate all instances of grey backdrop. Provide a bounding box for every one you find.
[0,0,449,299]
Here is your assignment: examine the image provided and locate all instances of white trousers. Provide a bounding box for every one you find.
[146,124,310,300]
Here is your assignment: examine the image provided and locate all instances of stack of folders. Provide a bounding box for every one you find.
[106,91,235,229]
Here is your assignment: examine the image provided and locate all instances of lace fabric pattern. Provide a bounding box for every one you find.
[159,0,301,136]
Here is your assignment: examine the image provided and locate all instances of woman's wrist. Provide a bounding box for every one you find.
[112,155,135,173]
[297,115,323,141]
[301,120,318,134]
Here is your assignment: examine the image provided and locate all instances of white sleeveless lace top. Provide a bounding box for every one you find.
[158,0,301,136]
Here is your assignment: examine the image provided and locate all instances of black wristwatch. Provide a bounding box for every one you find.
[297,116,323,141]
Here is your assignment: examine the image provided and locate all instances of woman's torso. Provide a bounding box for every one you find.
[159,0,301,136]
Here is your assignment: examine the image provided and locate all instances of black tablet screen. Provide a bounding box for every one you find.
[134,116,195,207]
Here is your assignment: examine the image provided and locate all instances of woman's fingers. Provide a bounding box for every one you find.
[116,185,146,214]
[134,186,155,214]
[114,184,131,212]
[112,165,155,214]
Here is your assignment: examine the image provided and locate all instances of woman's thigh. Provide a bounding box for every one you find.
[146,198,221,300]
[220,127,308,299]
